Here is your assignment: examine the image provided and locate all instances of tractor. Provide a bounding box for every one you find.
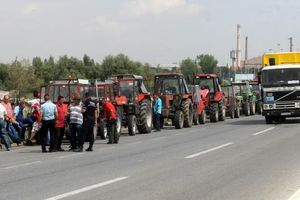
[249,81,263,114]
[232,82,256,116]
[189,85,206,124]
[221,84,241,118]
[112,75,152,136]
[193,74,226,122]
[153,73,193,129]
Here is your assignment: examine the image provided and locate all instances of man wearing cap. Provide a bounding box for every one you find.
[40,94,57,153]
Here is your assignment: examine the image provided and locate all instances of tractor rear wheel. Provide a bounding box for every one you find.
[244,102,250,116]
[137,100,152,134]
[128,115,137,136]
[234,106,240,118]
[210,103,219,122]
[219,102,226,121]
[199,111,206,124]
[174,110,184,129]
[183,99,193,128]
[250,101,256,115]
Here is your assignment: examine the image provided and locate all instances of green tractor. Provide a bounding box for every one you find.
[232,82,257,116]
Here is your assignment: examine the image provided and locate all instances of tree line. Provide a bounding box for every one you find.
[0,53,222,98]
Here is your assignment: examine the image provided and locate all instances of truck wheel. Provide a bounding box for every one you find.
[244,102,250,116]
[250,101,256,115]
[210,103,219,122]
[128,115,137,136]
[183,99,193,128]
[174,110,184,129]
[137,100,152,134]
[199,111,206,124]
[234,107,240,118]
[265,116,273,124]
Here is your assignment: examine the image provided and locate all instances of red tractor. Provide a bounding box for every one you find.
[154,73,193,129]
[112,75,152,136]
[193,74,226,122]
[189,85,206,124]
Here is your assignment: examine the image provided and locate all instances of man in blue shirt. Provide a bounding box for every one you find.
[40,94,57,153]
[153,94,162,131]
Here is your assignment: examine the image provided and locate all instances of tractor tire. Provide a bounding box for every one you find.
[193,110,199,125]
[229,106,235,119]
[199,111,206,124]
[250,101,256,115]
[174,110,184,129]
[234,107,240,118]
[98,120,107,140]
[137,100,152,134]
[257,101,263,114]
[210,103,219,123]
[265,116,273,124]
[128,115,137,136]
[219,102,226,121]
[244,102,250,116]
[183,99,193,128]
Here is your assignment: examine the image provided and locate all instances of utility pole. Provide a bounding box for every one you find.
[289,37,293,52]
[236,24,241,71]
[245,36,248,74]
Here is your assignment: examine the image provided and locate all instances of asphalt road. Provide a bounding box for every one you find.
[1,115,300,200]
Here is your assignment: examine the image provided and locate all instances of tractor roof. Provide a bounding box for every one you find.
[194,74,218,78]
[111,74,143,80]
[155,72,183,77]
[49,79,90,85]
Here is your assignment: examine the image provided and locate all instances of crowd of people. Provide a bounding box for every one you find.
[0,92,119,152]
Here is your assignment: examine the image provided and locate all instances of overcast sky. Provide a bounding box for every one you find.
[0,0,299,66]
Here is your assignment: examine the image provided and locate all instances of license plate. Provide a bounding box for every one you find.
[281,112,291,116]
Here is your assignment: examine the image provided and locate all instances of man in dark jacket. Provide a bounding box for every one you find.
[82,93,97,151]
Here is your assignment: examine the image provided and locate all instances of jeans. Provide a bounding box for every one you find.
[153,113,161,131]
[69,123,83,149]
[6,122,20,143]
[0,119,11,149]
[82,120,95,147]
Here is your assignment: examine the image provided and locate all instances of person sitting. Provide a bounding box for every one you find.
[24,103,42,145]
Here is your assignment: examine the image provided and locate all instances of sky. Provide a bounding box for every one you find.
[0,0,299,66]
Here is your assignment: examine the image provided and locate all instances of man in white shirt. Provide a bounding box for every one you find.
[0,103,11,151]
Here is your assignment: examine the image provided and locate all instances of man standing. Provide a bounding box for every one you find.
[55,96,66,151]
[82,93,97,151]
[102,98,118,144]
[40,94,57,153]
[153,94,162,132]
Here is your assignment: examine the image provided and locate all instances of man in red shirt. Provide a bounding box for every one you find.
[101,98,118,144]
[55,96,66,151]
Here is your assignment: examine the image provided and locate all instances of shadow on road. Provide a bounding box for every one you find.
[228,119,266,126]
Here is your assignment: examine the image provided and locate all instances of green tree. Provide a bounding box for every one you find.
[180,58,201,82]
[197,54,218,74]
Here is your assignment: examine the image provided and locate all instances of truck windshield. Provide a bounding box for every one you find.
[262,68,300,87]
[154,76,180,95]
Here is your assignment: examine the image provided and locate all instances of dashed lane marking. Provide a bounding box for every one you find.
[288,188,300,200]
[252,127,275,136]
[44,176,129,200]
[184,142,234,159]
[2,161,41,169]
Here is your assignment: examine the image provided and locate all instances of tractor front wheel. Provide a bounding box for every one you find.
[174,110,184,129]
[128,115,137,136]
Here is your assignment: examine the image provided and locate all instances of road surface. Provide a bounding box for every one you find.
[1,115,300,200]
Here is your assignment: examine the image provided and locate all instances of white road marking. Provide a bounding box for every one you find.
[2,161,41,169]
[45,176,129,200]
[288,188,300,200]
[55,153,85,159]
[252,127,275,136]
[185,142,234,159]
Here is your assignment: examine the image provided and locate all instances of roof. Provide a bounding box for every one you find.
[262,64,300,71]
[155,73,183,76]
[194,74,217,78]
[111,74,143,80]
